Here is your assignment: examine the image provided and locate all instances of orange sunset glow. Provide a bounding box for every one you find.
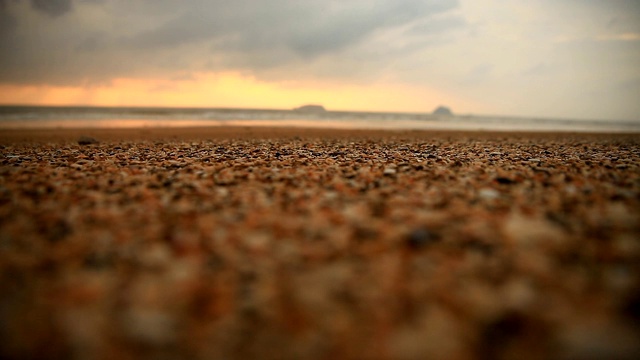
[0,72,476,113]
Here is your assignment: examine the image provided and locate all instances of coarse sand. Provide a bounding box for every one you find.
[1,127,640,359]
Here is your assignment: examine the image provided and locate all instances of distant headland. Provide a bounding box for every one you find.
[294,104,326,112]
[433,106,453,116]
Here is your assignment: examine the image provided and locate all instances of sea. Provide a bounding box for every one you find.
[1,105,639,133]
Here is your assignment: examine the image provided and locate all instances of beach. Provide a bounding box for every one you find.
[1,126,639,359]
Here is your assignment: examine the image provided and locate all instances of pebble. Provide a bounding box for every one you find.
[123,309,177,345]
[478,188,500,200]
[406,228,438,249]
[558,321,640,360]
[77,136,99,145]
[383,167,397,176]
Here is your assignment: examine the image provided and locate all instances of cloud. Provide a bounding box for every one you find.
[522,63,553,76]
[596,33,640,42]
[0,0,462,85]
[119,0,459,55]
[463,63,493,84]
[30,0,72,17]
[1,0,638,121]
[0,9,16,35]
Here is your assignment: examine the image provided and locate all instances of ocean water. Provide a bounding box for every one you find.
[0,105,639,133]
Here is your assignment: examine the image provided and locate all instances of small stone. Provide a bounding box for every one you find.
[502,279,536,310]
[478,188,500,200]
[495,177,515,185]
[78,136,99,145]
[83,252,114,270]
[621,288,640,323]
[383,168,397,176]
[480,312,527,355]
[406,228,438,249]
[124,309,176,345]
[558,321,640,360]
[139,244,172,269]
[533,167,551,173]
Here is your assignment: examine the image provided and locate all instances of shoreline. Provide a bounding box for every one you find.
[2,125,639,144]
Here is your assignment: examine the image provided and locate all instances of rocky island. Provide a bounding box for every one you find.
[433,105,453,116]
[294,104,326,112]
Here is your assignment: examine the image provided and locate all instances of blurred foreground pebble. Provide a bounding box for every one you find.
[1,130,639,359]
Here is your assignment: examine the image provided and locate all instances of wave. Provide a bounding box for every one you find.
[0,105,638,132]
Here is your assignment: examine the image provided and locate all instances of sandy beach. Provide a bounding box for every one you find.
[1,126,639,359]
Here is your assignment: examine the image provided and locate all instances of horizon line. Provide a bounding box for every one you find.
[0,103,638,124]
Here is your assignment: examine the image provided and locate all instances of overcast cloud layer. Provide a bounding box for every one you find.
[1,0,639,120]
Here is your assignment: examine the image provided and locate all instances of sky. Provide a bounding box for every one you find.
[0,0,639,121]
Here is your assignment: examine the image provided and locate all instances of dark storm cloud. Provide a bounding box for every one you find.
[120,0,458,55]
[286,0,455,56]
[30,0,72,17]
[0,0,461,85]
[0,8,17,34]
